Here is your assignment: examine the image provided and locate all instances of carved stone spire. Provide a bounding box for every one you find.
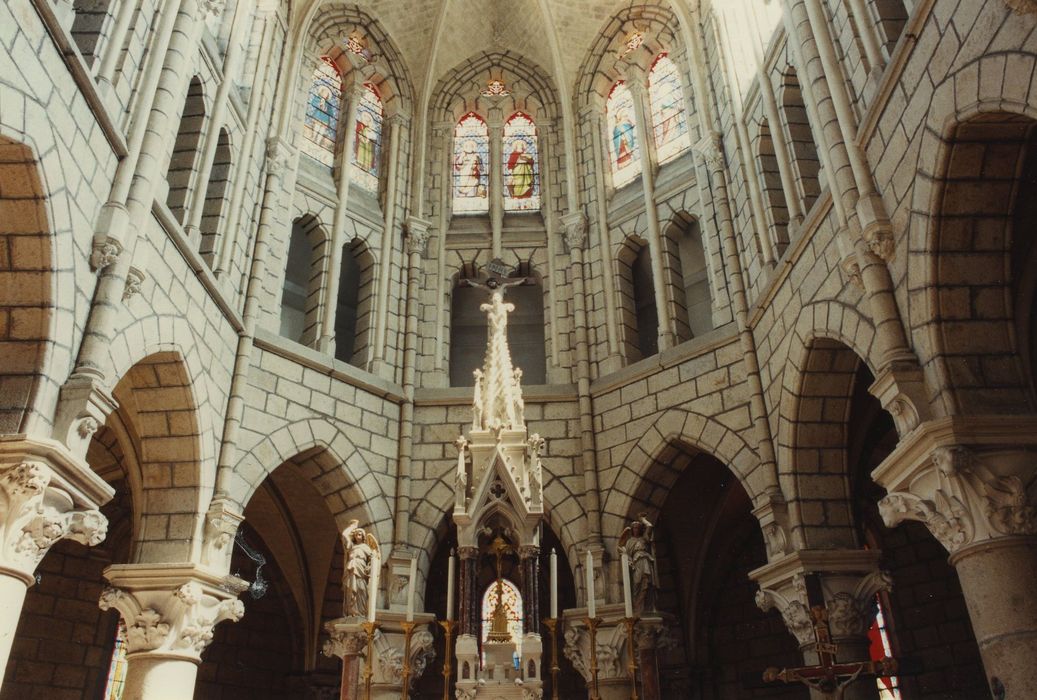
[472,290,525,432]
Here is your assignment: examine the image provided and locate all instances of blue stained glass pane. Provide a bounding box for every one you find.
[607,82,641,187]
[351,83,383,192]
[453,113,490,214]
[649,54,690,164]
[301,57,342,167]
[503,113,540,213]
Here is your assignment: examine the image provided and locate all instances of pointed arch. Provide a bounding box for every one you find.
[199,126,232,268]
[779,66,822,212]
[452,112,489,215]
[606,81,641,187]
[279,215,328,347]
[502,112,540,212]
[301,56,343,167]
[166,76,206,223]
[350,82,383,192]
[648,52,690,164]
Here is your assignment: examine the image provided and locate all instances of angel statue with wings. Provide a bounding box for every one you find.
[619,513,657,615]
[342,519,380,617]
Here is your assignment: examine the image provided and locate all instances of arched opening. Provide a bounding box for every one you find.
[665,214,714,342]
[756,118,791,256]
[779,68,822,213]
[166,76,206,223]
[618,237,659,362]
[279,217,325,346]
[870,0,909,59]
[70,0,116,66]
[199,127,232,268]
[334,239,373,367]
[0,136,52,434]
[626,444,805,699]
[199,453,345,698]
[929,112,1037,413]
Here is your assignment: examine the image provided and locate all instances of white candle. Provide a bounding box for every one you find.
[446,550,456,621]
[621,551,633,619]
[407,557,418,621]
[585,550,596,618]
[367,558,379,623]
[550,549,558,619]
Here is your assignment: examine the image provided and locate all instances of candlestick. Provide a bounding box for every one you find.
[585,550,596,619]
[542,617,561,700]
[550,549,558,619]
[585,615,603,700]
[447,550,456,621]
[361,620,379,700]
[400,620,419,700]
[367,561,379,623]
[622,616,640,700]
[407,557,418,621]
[438,618,456,700]
[621,551,633,619]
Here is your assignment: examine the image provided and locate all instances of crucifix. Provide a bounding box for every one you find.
[459,258,535,297]
[762,575,898,699]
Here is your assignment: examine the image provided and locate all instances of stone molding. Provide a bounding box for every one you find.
[321,619,367,658]
[872,417,1037,556]
[265,136,297,178]
[561,614,669,682]
[405,216,432,256]
[752,490,794,559]
[201,498,244,570]
[561,211,588,251]
[99,564,247,661]
[694,131,725,169]
[868,361,932,436]
[0,437,113,582]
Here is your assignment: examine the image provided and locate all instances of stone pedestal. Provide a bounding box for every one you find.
[98,563,247,700]
[562,605,669,700]
[0,437,113,686]
[323,612,436,700]
[873,416,1037,697]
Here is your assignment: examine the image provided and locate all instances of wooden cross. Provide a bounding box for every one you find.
[459,257,535,296]
[762,575,898,699]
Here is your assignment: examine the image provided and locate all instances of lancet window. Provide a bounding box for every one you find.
[502,112,540,212]
[453,112,490,214]
[350,82,383,192]
[606,81,641,187]
[869,596,902,699]
[102,620,128,700]
[301,56,342,167]
[648,53,690,164]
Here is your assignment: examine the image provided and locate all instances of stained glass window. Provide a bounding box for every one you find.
[301,56,342,167]
[453,112,490,214]
[103,620,128,700]
[606,81,640,187]
[649,53,690,164]
[481,579,523,657]
[868,595,901,700]
[350,82,383,192]
[503,112,540,213]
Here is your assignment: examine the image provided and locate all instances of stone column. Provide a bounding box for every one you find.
[752,550,889,700]
[520,545,540,635]
[875,419,1037,697]
[488,109,504,259]
[98,564,246,700]
[322,619,367,700]
[626,77,675,352]
[317,81,363,354]
[458,546,478,636]
[0,441,112,687]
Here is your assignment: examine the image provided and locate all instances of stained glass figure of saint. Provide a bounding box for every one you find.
[503,112,540,212]
[350,82,383,192]
[301,56,342,167]
[453,113,490,214]
[649,53,691,164]
[607,81,641,187]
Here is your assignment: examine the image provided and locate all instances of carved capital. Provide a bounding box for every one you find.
[265,137,297,178]
[406,217,433,256]
[753,490,793,559]
[369,626,436,687]
[122,267,146,301]
[864,226,895,262]
[879,445,1037,554]
[562,623,627,681]
[561,212,588,251]
[99,565,246,661]
[1,460,108,580]
[868,361,931,436]
[694,131,725,169]
[201,498,244,569]
[321,627,367,658]
[90,238,122,272]
[755,587,814,645]
[839,255,864,290]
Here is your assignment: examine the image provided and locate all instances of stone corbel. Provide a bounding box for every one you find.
[90,237,123,273]
[562,622,627,682]
[99,564,247,661]
[824,570,892,639]
[265,136,297,179]
[752,489,794,560]
[856,193,895,262]
[405,216,432,257]
[122,267,146,301]
[694,131,725,170]
[52,375,119,458]
[868,361,932,436]
[878,441,1037,555]
[561,211,588,252]
[200,497,244,570]
[755,584,814,646]
[839,254,864,290]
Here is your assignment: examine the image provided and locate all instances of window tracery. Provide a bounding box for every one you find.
[502,112,540,212]
[301,56,343,167]
[453,112,490,214]
[606,81,641,187]
[648,53,690,164]
[350,82,383,192]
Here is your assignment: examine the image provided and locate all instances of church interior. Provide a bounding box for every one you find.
[1,0,1036,698]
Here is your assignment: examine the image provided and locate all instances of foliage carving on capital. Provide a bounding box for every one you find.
[372,627,436,686]
[694,132,725,169]
[406,218,432,256]
[562,212,588,251]
[2,461,108,574]
[755,587,814,645]
[879,446,1037,554]
[122,267,145,301]
[839,255,864,290]
[265,137,296,177]
[90,238,121,272]
[322,629,367,658]
[865,226,895,262]
[562,626,625,681]
[825,570,892,639]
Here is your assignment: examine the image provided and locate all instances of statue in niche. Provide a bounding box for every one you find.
[619,514,657,614]
[342,519,380,617]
